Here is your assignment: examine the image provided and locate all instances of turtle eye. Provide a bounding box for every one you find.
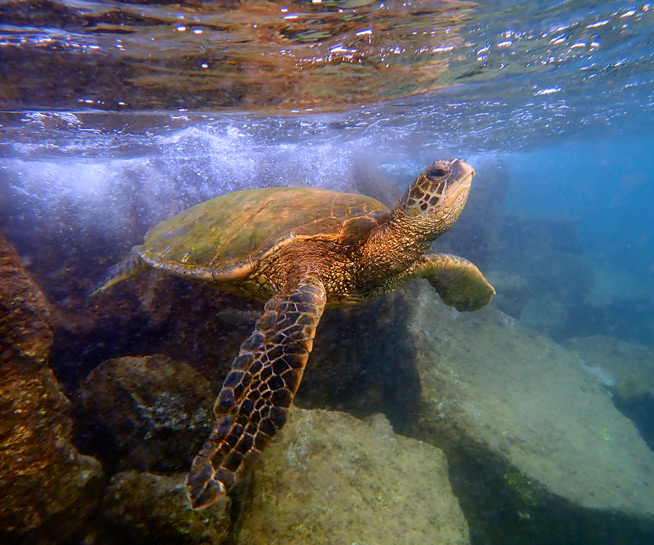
[426,166,448,178]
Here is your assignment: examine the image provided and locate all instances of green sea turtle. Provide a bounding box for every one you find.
[95,158,494,509]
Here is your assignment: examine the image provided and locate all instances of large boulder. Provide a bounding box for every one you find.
[0,233,52,364]
[85,408,469,545]
[237,408,470,545]
[74,354,214,472]
[406,281,654,544]
[0,234,103,545]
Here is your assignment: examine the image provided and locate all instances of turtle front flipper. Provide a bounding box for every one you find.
[412,253,495,311]
[187,271,327,509]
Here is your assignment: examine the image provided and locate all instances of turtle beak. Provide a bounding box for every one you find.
[453,159,475,183]
[448,159,475,200]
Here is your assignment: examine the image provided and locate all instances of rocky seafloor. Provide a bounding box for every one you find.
[2,161,654,544]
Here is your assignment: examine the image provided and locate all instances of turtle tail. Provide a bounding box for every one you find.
[90,247,148,296]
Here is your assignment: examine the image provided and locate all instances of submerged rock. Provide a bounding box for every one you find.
[0,365,104,544]
[564,335,654,451]
[237,408,470,545]
[300,289,420,429]
[75,354,214,472]
[94,471,231,545]
[564,335,654,402]
[406,281,654,544]
[0,232,52,363]
[0,234,103,544]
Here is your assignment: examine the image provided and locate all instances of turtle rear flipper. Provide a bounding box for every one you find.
[413,253,495,311]
[90,247,148,296]
[187,270,327,509]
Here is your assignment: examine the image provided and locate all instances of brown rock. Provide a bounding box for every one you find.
[0,232,52,364]
[0,364,104,544]
[0,234,103,544]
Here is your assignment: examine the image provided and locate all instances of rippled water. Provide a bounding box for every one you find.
[1,0,653,152]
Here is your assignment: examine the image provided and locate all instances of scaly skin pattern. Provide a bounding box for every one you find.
[187,271,326,509]
[412,254,495,311]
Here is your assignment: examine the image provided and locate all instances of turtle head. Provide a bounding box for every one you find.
[396,158,475,240]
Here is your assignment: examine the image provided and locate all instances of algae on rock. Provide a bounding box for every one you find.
[237,408,470,545]
[406,280,654,544]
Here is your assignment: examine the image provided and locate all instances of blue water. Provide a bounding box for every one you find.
[507,135,654,282]
[1,1,654,544]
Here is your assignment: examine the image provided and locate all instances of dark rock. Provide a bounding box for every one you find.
[81,267,421,437]
[0,234,103,545]
[300,290,421,431]
[94,471,231,545]
[565,296,654,347]
[48,272,253,395]
[75,354,214,473]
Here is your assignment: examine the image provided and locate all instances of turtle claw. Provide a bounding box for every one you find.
[187,456,226,509]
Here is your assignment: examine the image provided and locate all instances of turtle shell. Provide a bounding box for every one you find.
[138,187,390,280]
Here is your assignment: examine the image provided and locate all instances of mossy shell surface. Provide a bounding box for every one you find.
[138,187,390,280]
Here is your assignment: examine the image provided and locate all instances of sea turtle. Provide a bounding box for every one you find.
[95,158,494,509]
